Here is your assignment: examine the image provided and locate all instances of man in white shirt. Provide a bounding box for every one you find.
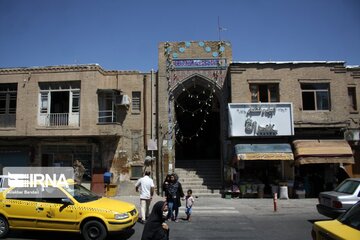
[135,171,155,223]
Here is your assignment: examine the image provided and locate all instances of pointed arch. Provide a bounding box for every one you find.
[169,73,222,100]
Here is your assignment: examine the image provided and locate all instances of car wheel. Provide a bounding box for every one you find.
[0,216,9,238]
[82,220,107,240]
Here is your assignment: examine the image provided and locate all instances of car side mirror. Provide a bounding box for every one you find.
[61,198,74,205]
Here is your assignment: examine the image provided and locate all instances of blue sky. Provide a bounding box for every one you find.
[0,0,359,72]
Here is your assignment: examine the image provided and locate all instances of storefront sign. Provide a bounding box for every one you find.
[228,103,294,137]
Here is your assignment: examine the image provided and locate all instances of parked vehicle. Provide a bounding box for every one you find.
[312,200,360,240]
[317,178,360,219]
[0,181,138,240]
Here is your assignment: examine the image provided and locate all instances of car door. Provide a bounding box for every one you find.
[35,186,77,231]
[2,187,40,228]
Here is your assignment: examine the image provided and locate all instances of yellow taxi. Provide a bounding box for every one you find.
[0,182,138,240]
[312,201,360,240]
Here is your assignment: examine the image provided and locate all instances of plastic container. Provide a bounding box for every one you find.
[106,184,118,197]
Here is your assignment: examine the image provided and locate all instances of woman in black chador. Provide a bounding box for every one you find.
[167,174,184,222]
[141,201,169,240]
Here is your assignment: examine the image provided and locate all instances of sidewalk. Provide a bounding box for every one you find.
[111,181,320,216]
[111,194,320,216]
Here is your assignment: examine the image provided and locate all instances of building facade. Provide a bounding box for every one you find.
[0,41,359,197]
[0,65,155,193]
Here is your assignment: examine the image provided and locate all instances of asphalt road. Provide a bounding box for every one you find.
[2,197,329,240]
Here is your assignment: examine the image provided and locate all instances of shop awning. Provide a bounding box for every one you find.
[235,144,294,161]
[293,140,354,165]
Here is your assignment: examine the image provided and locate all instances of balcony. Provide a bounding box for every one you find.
[48,113,68,126]
[38,113,79,127]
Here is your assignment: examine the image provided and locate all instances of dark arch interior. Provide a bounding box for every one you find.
[174,82,220,161]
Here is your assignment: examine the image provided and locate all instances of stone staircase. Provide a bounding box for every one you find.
[175,159,222,198]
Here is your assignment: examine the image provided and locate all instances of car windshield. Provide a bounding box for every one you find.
[63,184,101,203]
[334,180,360,194]
[338,202,360,231]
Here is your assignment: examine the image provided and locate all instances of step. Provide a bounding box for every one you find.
[188,189,221,194]
[173,160,222,198]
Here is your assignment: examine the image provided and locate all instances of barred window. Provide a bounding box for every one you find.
[132,91,141,113]
[0,83,17,128]
[0,83,17,115]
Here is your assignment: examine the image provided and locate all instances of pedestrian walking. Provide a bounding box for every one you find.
[162,174,171,197]
[141,201,170,240]
[166,173,184,222]
[135,171,155,224]
[184,189,195,221]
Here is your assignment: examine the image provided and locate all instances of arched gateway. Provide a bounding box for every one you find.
[171,74,221,162]
[157,41,232,196]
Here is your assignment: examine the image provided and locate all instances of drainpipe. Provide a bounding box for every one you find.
[143,74,147,148]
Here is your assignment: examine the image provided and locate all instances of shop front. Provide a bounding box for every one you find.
[233,143,294,198]
[293,139,355,198]
[227,102,295,198]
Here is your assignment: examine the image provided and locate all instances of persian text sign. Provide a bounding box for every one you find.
[173,59,227,69]
[228,103,294,137]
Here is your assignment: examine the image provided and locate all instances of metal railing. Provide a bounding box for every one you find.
[98,110,116,123]
[47,113,69,126]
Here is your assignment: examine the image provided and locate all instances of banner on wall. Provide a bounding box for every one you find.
[228,103,294,137]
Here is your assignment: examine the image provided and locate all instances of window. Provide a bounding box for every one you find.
[98,91,116,123]
[40,92,49,114]
[72,91,80,113]
[348,87,358,112]
[38,81,80,127]
[0,83,17,128]
[132,91,141,112]
[301,83,330,111]
[250,84,279,102]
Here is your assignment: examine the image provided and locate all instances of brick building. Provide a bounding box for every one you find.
[0,40,359,197]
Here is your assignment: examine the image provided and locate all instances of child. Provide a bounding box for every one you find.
[184,189,194,221]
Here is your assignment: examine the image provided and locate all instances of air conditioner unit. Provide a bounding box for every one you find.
[344,130,360,141]
[115,95,131,107]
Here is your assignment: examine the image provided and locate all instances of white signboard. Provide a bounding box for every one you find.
[228,103,294,137]
[147,139,158,151]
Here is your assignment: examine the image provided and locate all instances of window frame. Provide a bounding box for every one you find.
[0,83,17,128]
[249,83,279,103]
[300,83,331,111]
[348,86,358,112]
[131,91,141,113]
[97,92,116,123]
